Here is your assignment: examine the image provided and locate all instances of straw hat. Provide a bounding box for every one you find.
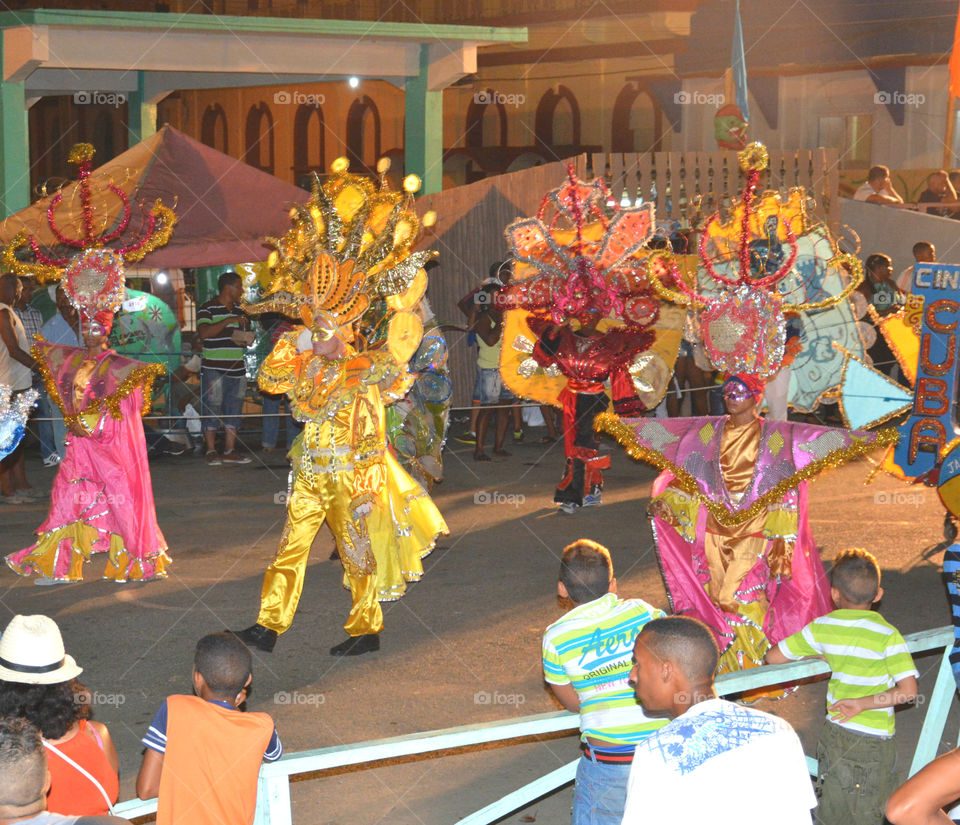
[0,615,83,685]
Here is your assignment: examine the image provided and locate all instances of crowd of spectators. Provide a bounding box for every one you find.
[0,614,279,824]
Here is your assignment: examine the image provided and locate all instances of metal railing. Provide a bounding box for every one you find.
[113,625,956,824]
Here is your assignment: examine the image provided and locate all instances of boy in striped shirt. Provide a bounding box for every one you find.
[541,539,668,825]
[766,547,918,825]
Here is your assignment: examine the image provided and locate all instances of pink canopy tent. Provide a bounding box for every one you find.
[0,125,309,268]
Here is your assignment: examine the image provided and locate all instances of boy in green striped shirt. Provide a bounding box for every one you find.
[766,547,918,825]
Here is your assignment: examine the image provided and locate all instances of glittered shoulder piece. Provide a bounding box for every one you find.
[595,411,898,526]
[0,385,38,460]
[33,341,164,426]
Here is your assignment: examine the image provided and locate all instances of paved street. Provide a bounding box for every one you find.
[0,424,955,824]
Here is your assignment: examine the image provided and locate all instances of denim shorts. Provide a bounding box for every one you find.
[200,368,247,432]
[572,753,632,825]
[474,367,516,405]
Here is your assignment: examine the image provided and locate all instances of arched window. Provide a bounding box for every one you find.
[200,104,229,154]
[345,96,381,172]
[465,90,508,148]
[244,102,275,174]
[293,104,325,180]
[534,86,580,149]
[611,84,663,153]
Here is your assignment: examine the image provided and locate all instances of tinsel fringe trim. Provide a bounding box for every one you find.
[595,411,899,527]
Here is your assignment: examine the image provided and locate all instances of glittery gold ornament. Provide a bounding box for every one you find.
[739,141,769,173]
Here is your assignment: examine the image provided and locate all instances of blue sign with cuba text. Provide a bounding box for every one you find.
[893,263,960,478]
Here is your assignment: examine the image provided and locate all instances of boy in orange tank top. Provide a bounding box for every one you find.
[136,633,282,825]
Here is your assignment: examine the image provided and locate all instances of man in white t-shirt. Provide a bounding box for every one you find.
[0,273,37,504]
[895,241,935,295]
[853,166,904,205]
[621,616,817,825]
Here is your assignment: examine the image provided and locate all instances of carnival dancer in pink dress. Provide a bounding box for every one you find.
[7,254,170,583]
[598,143,890,679]
[1,142,175,583]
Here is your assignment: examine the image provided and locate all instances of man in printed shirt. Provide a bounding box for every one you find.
[624,616,816,824]
[541,539,667,824]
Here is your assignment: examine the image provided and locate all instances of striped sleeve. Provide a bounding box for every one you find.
[263,728,282,762]
[884,629,919,683]
[777,624,821,660]
[196,304,214,326]
[542,634,569,685]
[142,699,168,753]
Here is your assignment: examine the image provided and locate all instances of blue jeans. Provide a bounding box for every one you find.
[261,392,302,449]
[572,754,632,825]
[200,369,246,432]
[32,391,58,460]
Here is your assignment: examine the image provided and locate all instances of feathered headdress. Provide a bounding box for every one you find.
[502,164,659,330]
[245,157,437,364]
[1,143,176,332]
[649,141,862,379]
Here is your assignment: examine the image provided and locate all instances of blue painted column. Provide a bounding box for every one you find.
[404,44,443,195]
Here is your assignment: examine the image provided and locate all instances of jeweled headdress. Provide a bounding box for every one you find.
[649,142,862,379]
[246,157,437,365]
[1,143,175,284]
[1,143,176,333]
[502,165,659,329]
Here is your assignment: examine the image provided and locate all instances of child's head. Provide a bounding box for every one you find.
[830,548,882,608]
[558,539,615,605]
[193,633,253,704]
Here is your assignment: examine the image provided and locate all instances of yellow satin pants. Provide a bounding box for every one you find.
[257,471,384,637]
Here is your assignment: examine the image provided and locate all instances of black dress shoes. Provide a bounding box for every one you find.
[329,633,380,656]
[232,623,278,652]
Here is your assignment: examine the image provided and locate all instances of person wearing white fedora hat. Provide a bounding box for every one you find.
[0,716,125,825]
[0,616,118,818]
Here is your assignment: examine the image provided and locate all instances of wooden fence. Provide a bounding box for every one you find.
[586,148,840,229]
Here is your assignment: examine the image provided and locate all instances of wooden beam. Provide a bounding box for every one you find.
[478,37,688,68]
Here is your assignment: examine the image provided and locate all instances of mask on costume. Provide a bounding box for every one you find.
[63,248,124,341]
[722,374,765,403]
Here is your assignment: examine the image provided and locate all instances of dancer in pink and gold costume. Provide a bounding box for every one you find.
[599,374,894,674]
[2,142,175,583]
[8,306,170,582]
[598,143,891,676]
[7,312,170,582]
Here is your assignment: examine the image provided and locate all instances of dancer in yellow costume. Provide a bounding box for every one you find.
[234,158,447,656]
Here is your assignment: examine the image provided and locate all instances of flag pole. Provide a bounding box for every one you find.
[949,0,960,168]
[946,93,957,169]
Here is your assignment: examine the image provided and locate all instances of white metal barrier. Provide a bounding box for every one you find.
[113,625,956,824]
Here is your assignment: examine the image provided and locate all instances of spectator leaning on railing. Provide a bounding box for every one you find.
[917,170,960,218]
[853,165,904,206]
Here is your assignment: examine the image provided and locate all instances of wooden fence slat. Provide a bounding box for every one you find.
[637,152,652,209]
[609,153,625,204]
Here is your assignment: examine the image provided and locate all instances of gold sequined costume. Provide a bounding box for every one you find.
[253,330,447,638]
